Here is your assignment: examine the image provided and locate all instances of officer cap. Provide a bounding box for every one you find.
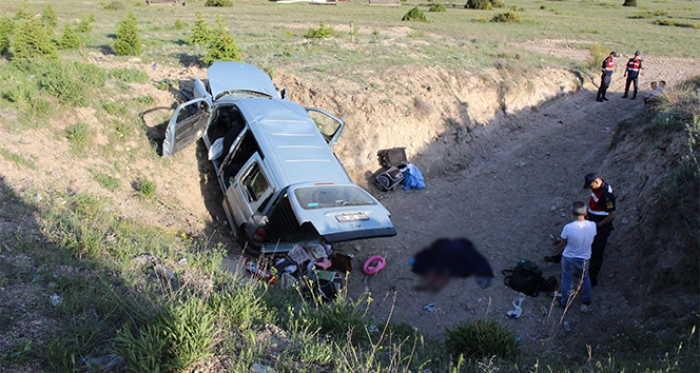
[611,51,620,57]
[583,173,599,189]
[635,51,641,56]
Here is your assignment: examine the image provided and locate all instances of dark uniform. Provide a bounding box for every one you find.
[623,54,642,99]
[586,181,616,286]
[596,52,618,102]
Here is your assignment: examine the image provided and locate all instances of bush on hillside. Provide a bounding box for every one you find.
[491,11,521,22]
[59,24,82,50]
[429,3,447,12]
[0,17,14,55]
[174,19,186,31]
[13,19,59,60]
[114,12,142,56]
[205,0,234,6]
[305,21,334,39]
[76,14,95,33]
[465,0,504,10]
[402,7,427,22]
[445,319,520,361]
[105,1,124,10]
[201,34,243,65]
[41,4,58,30]
[623,0,637,6]
[186,13,214,46]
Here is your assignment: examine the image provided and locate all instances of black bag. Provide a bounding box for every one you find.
[377,147,407,168]
[502,258,545,297]
[375,166,405,191]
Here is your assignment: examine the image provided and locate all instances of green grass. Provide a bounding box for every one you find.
[0,148,36,170]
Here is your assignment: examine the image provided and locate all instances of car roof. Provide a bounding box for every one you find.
[208,62,280,100]
[235,98,353,186]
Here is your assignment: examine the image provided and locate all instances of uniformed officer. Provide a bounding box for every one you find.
[583,173,617,286]
[623,51,643,99]
[596,51,619,102]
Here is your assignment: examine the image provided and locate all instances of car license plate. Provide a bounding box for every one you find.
[336,213,369,222]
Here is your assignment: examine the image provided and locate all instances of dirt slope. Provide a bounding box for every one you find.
[1,41,699,359]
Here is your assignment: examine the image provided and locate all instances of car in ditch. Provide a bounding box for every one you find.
[162,62,396,255]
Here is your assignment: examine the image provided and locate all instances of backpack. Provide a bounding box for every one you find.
[503,258,549,297]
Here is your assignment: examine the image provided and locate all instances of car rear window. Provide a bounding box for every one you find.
[294,185,377,210]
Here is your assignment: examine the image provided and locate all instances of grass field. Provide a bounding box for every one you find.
[0,0,698,372]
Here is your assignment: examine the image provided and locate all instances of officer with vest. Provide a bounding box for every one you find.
[596,51,619,102]
[623,51,643,99]
[583,173,617,286]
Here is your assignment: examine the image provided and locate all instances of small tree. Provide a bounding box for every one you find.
[76,14,95,33]
[41,4,58,30]
[0,17,15,55]
[465,0,491,10]
[201,34,242,65]
[623,0,637,6]
[429,3,446,12]
[59,24,82,50]
[187,13,214,46]
[114,12,142,56]
[205,0,234,6]
[13,18,59,59]
[402,7,427,22]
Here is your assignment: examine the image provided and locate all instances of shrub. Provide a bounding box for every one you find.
[429,3,447,12]
[655,19,698,28]
[41,4,58,30]
[59,25,82,50]
[105,1,124,10]
[205,0,234,6]
[114,12,142,56]
[38,61,107,106]
[0,17,14,55]
[173,19,186,31]
[623,0,637,6]
[465,0,491,10]
[109,68,149,83]
[201,34,243,65]
[445,319,520,361]
[13,19,59,60]
[491,11,521,22]
[65,122,93,152]
[186,13,214,46]
[76,14,95,33]
[305,21,334,39]
[402,7,427,22]
[136,178,156,198]
[629,11,654,19]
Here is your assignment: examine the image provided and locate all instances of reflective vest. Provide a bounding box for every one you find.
[601,57,614,73]
[626,58,641,74]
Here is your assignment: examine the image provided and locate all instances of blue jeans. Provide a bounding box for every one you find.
[560,256,592,307]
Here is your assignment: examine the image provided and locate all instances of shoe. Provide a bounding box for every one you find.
[579,303,593,314]
[602,97,609,101]
[631,96,636,100]
[622,95,628,98]
[596,98,604,102]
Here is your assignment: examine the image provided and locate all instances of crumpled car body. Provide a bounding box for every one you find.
[162,62,396,254]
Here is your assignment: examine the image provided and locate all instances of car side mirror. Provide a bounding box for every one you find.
[279,87,288,100]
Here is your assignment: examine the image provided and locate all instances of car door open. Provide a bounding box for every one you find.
[162,98,212,156]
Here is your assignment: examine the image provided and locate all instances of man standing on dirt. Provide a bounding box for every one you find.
[622,51,642,99]
[556,201,596,313]
[596,51,619,102]
[583,173,617,287]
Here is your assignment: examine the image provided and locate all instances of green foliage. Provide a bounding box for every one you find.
[205,0,234,6]
[38,61,107,106]
[41,4,58,30]
[445,319,519,361]
[75,14,95,33]
[109,68,149,83]
[429,2,447,12]
[137,177,157,198]
[209,283,265,330]
[465,0,491,10]
[587,43,607,71]
[14,9,32,20]
[186,13,214,46]
[105,1,124,10]
[12,19,59,60]
[0,148,36,170]
[65,122,93,152]
[59,25,82,50]
[655,19,698,28]
[305,21,334,39]
[0,17,14,55]
[623,0,637,6]
[173,19,186,31]
[491,11,521,22]
[114,12,142,56]
[402,7,427,22]
[201,34,243,65]
[91,171,120,192]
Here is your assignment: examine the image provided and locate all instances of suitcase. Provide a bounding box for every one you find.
[377,147,407,168]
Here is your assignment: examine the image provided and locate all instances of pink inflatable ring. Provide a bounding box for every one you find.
[363,256,386,275]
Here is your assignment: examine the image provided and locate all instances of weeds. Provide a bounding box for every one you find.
[65,122,93,153]
[136,177,157,198]
[445,319,520,361]
[305,21,334,39]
